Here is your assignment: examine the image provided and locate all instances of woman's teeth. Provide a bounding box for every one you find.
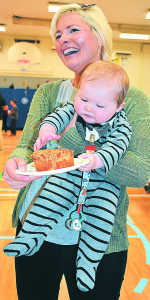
[64,48,79,56]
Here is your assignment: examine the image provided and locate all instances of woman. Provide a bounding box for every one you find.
[3,4,150,300]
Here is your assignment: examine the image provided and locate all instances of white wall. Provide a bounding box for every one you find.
[0,35,150,98]
[113,41,150,98]
[141,44,150,98]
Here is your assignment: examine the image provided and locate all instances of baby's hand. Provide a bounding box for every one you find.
[78,153,104,172]
[34,132,61,150]
[34,124,61,150]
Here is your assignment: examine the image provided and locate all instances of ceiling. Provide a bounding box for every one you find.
[1,0,150,43]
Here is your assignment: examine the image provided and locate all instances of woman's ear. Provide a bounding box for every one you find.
[116,102,125,112]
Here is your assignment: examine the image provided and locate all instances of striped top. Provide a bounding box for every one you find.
[41,102,132,174]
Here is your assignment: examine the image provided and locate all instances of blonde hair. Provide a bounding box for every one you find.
[79,61,129,106]
[51,4,112,61]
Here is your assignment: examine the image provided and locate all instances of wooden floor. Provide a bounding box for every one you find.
[0,130,150,300]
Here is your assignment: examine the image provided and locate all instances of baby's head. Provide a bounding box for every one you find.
[79,61,129,108]
[74,61,129,124]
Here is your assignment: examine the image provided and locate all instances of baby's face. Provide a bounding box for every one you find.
[74,80,125,124]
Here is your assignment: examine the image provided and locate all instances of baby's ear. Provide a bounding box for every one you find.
[116,102,125,112]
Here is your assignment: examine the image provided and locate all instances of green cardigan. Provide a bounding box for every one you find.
[8,80,150,254]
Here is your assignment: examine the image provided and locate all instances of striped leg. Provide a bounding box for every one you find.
[76,179,120,292]
[4,171,82,257]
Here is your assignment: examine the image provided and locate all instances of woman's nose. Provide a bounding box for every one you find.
[59,33,69,45]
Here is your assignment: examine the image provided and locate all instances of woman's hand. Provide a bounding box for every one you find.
[3,157,42,190]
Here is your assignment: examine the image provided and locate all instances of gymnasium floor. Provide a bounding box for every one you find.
[0,131,150,299]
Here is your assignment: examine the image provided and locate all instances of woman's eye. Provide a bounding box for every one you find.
[55,34,61,40]
[70,28,79,33]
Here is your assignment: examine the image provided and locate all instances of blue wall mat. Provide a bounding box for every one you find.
[1,88,36,129]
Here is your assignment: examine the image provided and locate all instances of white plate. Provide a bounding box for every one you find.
[16,158,90,176]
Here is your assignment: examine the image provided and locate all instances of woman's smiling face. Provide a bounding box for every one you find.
[55,12,102,75]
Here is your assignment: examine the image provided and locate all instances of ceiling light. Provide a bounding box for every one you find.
[48,2,70,12]
[145,9,150,19]
[48,3,61,12]
[120,33,150,40]
[48,2,69,12]
[0,24,6,32]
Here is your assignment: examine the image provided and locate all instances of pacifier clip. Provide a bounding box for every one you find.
[66,138,96,231]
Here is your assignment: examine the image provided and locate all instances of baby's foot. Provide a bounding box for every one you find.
[3,236,43,257]
[76,256,97,292]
